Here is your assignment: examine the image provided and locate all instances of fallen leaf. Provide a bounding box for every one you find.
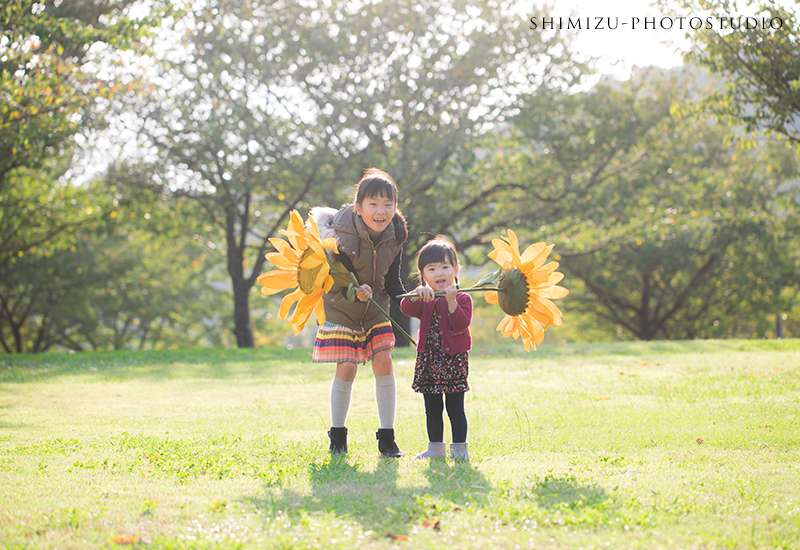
[219,354,225,358]
[597,396,610,401]
[386,533,410,541]
[696,438,704,444]
[773,366,783,371]
[109,535,139,545]
[619,371,626,375]
[640,361,648,366]
[422,518,441,530]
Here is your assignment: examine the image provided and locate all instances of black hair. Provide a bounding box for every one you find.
[354,168,398,205]
[416,238,459,287]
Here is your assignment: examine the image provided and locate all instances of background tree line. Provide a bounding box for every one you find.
[2,0,798,353]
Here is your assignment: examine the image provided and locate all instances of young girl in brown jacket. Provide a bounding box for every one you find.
[309,168,408,457]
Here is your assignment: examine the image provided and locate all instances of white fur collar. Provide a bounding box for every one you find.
[308,206,339,241]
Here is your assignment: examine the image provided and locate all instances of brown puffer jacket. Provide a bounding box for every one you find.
[310,205,407,331]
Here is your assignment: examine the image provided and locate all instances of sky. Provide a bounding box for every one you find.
[546,0,692,79]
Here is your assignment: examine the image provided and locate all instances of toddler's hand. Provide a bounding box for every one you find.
[415,286,435,302]
[356,284,373,302]
[445,285,458,313]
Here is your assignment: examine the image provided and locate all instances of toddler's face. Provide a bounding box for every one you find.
[356,194,396,234]
[421,261,458,292]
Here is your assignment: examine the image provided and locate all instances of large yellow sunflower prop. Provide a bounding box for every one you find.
[397,229,568,351]
[480,229,569,351]
[257,210,338,334]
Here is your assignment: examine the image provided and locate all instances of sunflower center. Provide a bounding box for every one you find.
[497,267,530,316]
[297,248,323,294]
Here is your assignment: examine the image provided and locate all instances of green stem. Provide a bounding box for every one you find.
[368,297,417,347]
[395,287,502,299]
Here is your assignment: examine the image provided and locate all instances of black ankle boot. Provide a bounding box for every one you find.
[375,428,403,458]
[328,427,347,455]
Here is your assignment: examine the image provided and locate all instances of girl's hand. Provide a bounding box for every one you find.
[445,285,458,313]
[356,284,373,302]
[414,286,435,302]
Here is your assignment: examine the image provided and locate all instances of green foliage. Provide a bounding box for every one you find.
[661,0,800,144]
[1,0,168,293]
[505,66,800,340]
[116,0,583,347]
[0,158,98,271]
[0,178,231,353]
[0,0,164,183]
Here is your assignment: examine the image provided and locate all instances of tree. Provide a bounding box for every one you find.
[285,0,583,340]
[0,0,165,267]
[119,0,582,347]
[0,179,230,354]
[505,67,799,340]
[660,0,800,143]
[117,0,365,347]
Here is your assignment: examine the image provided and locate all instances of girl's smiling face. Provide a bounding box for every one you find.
[356,194,396,235]
[421,260,458,292]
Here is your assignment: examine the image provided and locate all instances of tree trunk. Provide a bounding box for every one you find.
[777,314,784,339]
[232,279,254,348]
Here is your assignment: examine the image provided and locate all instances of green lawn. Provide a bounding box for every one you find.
[1,339,799,549]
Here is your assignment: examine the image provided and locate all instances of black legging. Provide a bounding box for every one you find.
[423,392,467,443]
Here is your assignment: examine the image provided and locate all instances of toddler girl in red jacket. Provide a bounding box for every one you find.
[400,238,472,460]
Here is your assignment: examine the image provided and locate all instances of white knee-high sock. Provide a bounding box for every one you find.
[330,376,353,428]
[374,373,396,429]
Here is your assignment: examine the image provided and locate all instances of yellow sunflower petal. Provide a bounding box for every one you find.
[289,291,322,334]
[266,253,297,269]
[258,270,298,294]
[313,293,326,325]
[520,243,553,270]
[485,291,499,305]
[489,239,516,269]
[314,262,331,288]
[322,274,333,293]
[497,315,516,338]
[519,242,548,265]
[300,253,324,269]
[536,285,569,299]
[526,305,552,327]
[288,210,305,235]
[320,237,338,251]
[506,230,521,257]
[306,216,322,238]
[526,264,558,285]
[268,237,295,257]
[521,314,544,346]
[538,270,565,287]
[528,297,563,327]
[307,238,325,257]
[278,288,304,319]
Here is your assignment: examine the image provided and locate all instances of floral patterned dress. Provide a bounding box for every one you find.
[411,311,469,394]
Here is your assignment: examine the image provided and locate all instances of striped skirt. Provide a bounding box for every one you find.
[313,320,395,364]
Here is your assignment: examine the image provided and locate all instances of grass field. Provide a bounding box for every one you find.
[1,339,799,549]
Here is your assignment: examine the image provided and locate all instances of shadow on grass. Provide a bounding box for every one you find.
[530,474,610,511]
[246,454,491,536]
